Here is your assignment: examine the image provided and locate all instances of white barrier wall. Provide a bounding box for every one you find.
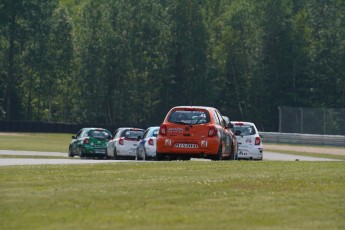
[260,132,345,146]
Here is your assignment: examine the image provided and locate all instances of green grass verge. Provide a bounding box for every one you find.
[0,161,344,230]
[0,132,72,152]
[1,132,344,160]
[265,149,345,161]
[0,155,68,159]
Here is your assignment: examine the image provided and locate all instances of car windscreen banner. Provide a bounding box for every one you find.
[168,109,210,125]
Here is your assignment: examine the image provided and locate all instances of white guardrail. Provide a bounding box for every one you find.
[259,132,345,146]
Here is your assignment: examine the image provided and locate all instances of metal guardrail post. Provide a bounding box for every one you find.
[323,108,326,135]
[300,107,303,133]
[278,106,281,133]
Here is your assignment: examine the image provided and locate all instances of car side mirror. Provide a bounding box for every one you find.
[72,135,76,139]
[235,130,241,136]
[137,136,142,140]
[227,123,233,129]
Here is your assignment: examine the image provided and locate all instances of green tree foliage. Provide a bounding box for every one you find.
[76,0,172,126]
[47,6,75,122]
[0,0,344,131]
[165,0,209,107]
[0,0,59,120]
[305,0,345,107]
[212,0,265,126]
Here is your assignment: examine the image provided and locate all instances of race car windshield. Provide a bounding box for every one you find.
[122,130,144,139]
[152,129,159,137]
[233,125,256,136]
[168,110,210,125]
[89,130,110,139]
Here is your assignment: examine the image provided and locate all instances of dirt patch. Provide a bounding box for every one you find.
[264,143,345,156]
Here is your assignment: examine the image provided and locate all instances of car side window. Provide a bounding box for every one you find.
[142,129,149,139]
[249,126,256,135]
[113,129,120,138]
[215,111,225,128]
[152,129,159,137]
[81,130,89,138]
[76,130,83,138]
[121,129,129,138]
[213,112,221,125]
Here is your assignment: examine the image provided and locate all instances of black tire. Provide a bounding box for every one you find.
[156,152,164,161]
[135,149,140,161]
[113,148,118,160]
[230,146,238,160]
[259,153,263,161]
[153,152,158,161]
[68,146,74,158]
[179,156,191,161]
[79,146,84,158]
[143,149,147,161]
[232,151,238,160]
[212,144,223,161]
[104,149,109,160]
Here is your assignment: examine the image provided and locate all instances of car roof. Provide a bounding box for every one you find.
[231,121,256,126]
[83,127,109,131]
[171,106,216,111]
[117,127,145,131]
[147,126,160,130]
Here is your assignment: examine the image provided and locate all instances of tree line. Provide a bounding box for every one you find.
[1,0,344,131]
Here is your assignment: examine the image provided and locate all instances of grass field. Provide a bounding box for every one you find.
[1,132,345,160]
[265,143,345,160]
[264,148,345,160]
[0,161,344,230]
[0,132,72,153]
[0,132,344,229]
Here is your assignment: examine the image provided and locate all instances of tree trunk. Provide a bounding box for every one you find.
[5,13,16,120]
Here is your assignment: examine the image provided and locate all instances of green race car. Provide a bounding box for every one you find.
[68,128,112,158]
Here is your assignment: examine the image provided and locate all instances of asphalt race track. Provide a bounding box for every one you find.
[0,150,341,166]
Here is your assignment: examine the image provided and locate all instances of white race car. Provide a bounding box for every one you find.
[231,121,263,160]
[135,126,159,160]
[106,128,145,160]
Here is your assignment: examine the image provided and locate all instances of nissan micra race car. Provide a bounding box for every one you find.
[106,128,145,160]
[69,128,112,158]
[156,106,238,160]
[231,121,263,160]
[135,126,159,161]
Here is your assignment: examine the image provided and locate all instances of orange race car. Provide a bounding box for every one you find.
[156,106,238,160]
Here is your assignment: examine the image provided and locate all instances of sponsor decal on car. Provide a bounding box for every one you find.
[175,143,198,148]
[168,128,183,133]
[239,151,249,156]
